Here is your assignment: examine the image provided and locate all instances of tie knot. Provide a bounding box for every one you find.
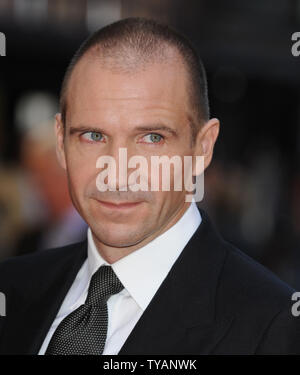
[85,265,124,306]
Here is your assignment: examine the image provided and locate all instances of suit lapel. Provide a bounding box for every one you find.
[1,241,87,354]
[118,208,233,354]
[2,208,233,355]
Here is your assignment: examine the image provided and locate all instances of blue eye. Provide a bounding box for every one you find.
[82,131,104,142]
[143,133,163,143]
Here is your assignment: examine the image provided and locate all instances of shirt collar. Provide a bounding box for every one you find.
[87,200,201,311]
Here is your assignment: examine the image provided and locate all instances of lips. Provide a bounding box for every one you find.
[96,200,142,210]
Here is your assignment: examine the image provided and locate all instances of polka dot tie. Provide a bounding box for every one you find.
[45,265,124,355]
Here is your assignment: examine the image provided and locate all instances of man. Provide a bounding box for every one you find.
[0,17,299,355]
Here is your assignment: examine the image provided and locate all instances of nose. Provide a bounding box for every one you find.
[96,143,132,192]
[114,146,129,191]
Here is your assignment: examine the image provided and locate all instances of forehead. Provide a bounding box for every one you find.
[66,53,191,127]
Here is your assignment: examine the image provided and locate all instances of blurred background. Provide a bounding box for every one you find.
[0,0,299,288]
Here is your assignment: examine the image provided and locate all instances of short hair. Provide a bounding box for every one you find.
[60,17,210,140]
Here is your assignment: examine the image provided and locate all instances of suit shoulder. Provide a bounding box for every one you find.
[219,239,295,309]
[0,241,87,287]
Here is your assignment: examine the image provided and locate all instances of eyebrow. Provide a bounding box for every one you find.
[68,124,178,137]
[69,126,106,135]
[133,125,178,137]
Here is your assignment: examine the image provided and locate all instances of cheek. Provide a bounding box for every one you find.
[65,153,97,197]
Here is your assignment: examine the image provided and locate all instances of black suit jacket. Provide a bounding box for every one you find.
[0,208,300,355]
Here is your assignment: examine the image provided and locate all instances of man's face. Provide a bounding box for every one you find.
[56,52,218,251]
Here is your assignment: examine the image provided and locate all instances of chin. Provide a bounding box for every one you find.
[91,224,148,248]
[97,235,144,248]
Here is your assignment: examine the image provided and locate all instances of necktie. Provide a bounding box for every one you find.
[45,264,124,355]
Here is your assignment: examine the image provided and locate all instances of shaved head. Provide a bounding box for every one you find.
[59,17,210,141]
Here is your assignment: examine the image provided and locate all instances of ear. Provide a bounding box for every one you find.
[54,113,67,170]
[193,117,220,175]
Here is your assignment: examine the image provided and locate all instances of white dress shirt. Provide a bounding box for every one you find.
[39,201,201,355]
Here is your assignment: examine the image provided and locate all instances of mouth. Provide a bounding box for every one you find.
[95,199,143,210]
